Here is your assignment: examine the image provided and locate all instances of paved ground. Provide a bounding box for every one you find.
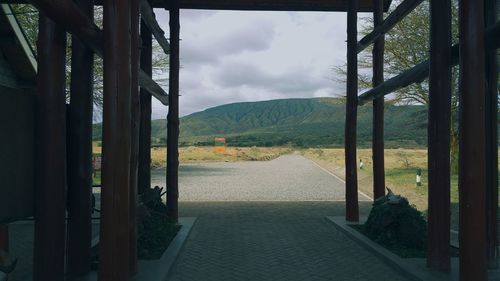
[152,154,371,201]
[8,221,100,281]
[6,155,401,280]
[168,202,409,281]
[160,155,408,281]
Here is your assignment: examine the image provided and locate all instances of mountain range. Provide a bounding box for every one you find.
[94,97,429,148]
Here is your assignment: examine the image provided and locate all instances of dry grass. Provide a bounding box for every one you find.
[93,142,292,168]
[300,148,433,211]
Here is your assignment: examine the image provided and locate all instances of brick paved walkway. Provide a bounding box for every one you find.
[169,202,410,281]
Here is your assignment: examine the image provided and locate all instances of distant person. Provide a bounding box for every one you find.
[359,159,364,170]
[416,168,422,186]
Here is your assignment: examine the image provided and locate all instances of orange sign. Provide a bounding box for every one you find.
[214,137,226,152]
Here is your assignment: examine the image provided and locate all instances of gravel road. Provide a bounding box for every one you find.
[152,154,369,201]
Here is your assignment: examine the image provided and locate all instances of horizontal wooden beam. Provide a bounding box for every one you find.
[147,0,393,12]
[139,71,168,104]
[357,0,424,53]
[140,0,170,55]
[28,0,169,105]
[11,0,393,12]
[358,20,500,105]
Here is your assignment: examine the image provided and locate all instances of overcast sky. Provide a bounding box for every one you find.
[151,9,354,119]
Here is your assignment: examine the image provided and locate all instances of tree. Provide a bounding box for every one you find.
[335,0,461,173]
[9,4,169,115]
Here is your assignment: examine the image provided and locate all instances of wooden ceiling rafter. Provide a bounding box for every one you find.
[5,0,392,12]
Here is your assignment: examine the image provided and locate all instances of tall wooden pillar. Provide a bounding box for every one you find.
[99,0,132,279]
[138,19,152,195]
[427,0,452,272]
[485,0,499,269]
[167,0,180,222]
[345,0,359,222]
[372,0,385,200]
[66,0,94,278]
[0,225,8,252]
[129,0,140,275]
[34,14,67,281]
[458,0,488,279]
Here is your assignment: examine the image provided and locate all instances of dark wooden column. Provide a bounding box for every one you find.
[99,0,132,279]
[485,0,499,269]
[138,19,153,195]
[167,0,180,222]
[427,0,452,272]
[129,0,140,275]
[34,14,67,281]
[66,0,94,279]
[345,0,359,222]
[458,0,487,279]
[372,0,385,200]
[0,225,8,252]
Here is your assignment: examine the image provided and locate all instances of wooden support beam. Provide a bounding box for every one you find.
[28,0,169,105]
[426,0,451,273]
[485,0,499,270]
[0,225,8,252]
[66,0,94,278]
[358,55,439,105]
[345,0,359,222]
[129,0,140,276]
[8,0,394,12]
[458,0,488,279]
[357,0,424,53]
[34,14,67,281]
[138,19,153,195]
[98,0,131,279]
[140,0,170,54]
[358,21,500,105]
[372,0,385,200]
[167,0,180,222]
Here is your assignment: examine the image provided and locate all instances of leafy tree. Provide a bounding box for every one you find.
[335,0,461,173]
[9,4,169,114]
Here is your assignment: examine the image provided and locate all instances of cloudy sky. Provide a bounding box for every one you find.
[151,9,355,118]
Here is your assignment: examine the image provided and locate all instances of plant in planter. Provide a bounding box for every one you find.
[138,186,180,260]
[363,188,427,257]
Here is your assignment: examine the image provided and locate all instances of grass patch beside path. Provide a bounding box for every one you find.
[94,142,293,168]
[300,148,438,211]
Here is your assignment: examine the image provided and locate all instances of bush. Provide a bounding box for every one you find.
[364,190,427,255]
[138,189,180,260]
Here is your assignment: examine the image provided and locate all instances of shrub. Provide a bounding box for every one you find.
[364,189,427,254]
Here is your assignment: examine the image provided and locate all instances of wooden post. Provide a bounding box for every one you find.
[372,0,385,200]
[99,0,131,279]
[345,0,359,222]
[427,0,451,272]
[485,0,499,269]
[0,225,8,252]
[66,0,94,279]
[167,0,180,222]
[129,0,140,275]
[138,18,153,195]
[34,13,67,281]
[458,0,488,280]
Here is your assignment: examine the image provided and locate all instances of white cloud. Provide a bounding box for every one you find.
[151,9,350,118]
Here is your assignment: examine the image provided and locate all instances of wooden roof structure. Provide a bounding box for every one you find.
[1,0,499,280]
[140,0,393,12]
[5,0,392,12]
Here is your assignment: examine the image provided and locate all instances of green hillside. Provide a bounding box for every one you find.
[93,97,429,148]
